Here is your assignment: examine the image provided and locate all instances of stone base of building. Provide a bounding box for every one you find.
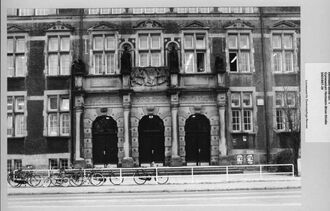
[170,156,183,167]
[122,157,134,168]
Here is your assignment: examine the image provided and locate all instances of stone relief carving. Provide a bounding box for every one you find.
[130,67,169,87]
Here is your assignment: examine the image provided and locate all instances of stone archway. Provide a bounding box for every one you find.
[92,115,118,166]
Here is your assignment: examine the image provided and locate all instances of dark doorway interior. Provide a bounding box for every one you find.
[138,115,165,165]
[185,114,211,165]
[92,116,118,166]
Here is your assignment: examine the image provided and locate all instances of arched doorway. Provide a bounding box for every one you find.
[92,116,118,166]
[185,114,211,165]
[138,115,165,165]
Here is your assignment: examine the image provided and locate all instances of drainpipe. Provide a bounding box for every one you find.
[259,7,270,164]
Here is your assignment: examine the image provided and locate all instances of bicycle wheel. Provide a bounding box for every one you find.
[133,170,147,185]
[70,173,84,187]
[109,172,124,185]
[42,177,52,187]
[61,177,71,187]
[7,175,21,188]
[29,174,42,187]
[90,173,105,186]
[156,175,169,184]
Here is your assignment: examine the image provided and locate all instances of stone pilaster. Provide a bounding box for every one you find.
[122,94,134,167]
[170,92,182,166]
[74,95,84,161]
[217,93,227,156]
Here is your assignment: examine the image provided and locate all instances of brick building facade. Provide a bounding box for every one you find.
[6,7,300,169]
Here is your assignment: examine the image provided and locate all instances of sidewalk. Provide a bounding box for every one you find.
[7,174,301,195]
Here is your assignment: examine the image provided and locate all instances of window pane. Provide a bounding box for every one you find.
[94,54,103,74]
[188,8,198,13]
[100,8,111,14]
[7,96,13,112]
[60,37,70,51]
[7,159,12,172]
[15,56,26,76]
[7,8,17,16]
[105,53,115,74]
[284,52,293,72]
[7,38,14,53]
[276,109,284,130]
[7,114,13,136]
[48,54,58,75]
[14,160,22,170]
[184,35,193,49]
[48,114,58,136]
[273,52,282,72]
[60,98,69,111]
[231,93,240,107]
[275,92,283,107]
[7,55,14,77]
[89,9,99,14]
[16,38,25,52]
[286,92,296,106]
[196,34,206,49]
[239,35,249,49]
[197,53,205,72]
[145,8,155,14]
[139,35,148,49]
[48,37,58,51]
[60,54,70,75]
[112,8,123,14]
[151,53,161,67]
[151,35,160,49]
[15,114,25,136]
[105,36,115,50]
[139,53,148,67]
[232,110,241,131]
[229,52,238,72]
[243,110,252,131]
[228,35,238,49]
[15,96,25,111]
[184,52,194,73]
[272,35,281,49]
[243,93,252,107]
[93,36,103,50]
[60,159,69,169]
[49,159,58,169]
[60,113,70,135]
[49,96,58,110]
[19,9,34,16]
[240,52,250,72]
[283,34,293,49]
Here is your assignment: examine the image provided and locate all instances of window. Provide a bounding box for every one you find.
[18,9,34,16]
[138,33,161,67]
[47,36,71,76]
[7,96,26,137]
[47,95,70,136]
[14,159,22,170]
[275,91,298,131]
[91,34,117,74]
[49,159,58,169]
[7,36,27,77]
[231,92,253,132]
[272,33,295,73]
[228,33,251,72]
[35,9,57,15]
[7,160,12,172]
[7,9,18,16]
[183,33,207,73]
[59,159,69,169]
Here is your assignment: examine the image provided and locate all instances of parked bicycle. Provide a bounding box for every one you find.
[43,168,70,187]
[7,169,42,188]
[69,168,105,186]
[133,167,169,185]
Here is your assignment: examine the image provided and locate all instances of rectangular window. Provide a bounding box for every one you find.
[239,35,250,49]
[112,8,123,14]
[105,36,115,50]
[272,33,295,73]
[228,33,251,72]
[89,9,100,15]
[240,52,250,72]
[137,33,162,67]
[59,159,69,169]
[7,36,27,77]
[229,52,238,72]
[151,53,161,67]
[7,160,12,172]
[151,35,160,49]
[47,36,71,75]
[183,33,207,73]
[93,54,103,74]
[105,53,116,74]
[231,92,254,132]
[7,96,26,137]
[276,109,284,130]
[47,95,70,136]
[49,159,58,169]
[14,159,22,170]
[100,8,111,14]
[19,9,34,16]
[139,35,149,49]
[139,53,148,67]
[275,91,298,131]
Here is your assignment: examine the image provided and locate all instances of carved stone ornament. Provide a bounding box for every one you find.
[46,21,74,32]
[224,19,254,30]
[130,67,169,87]
[134,20,163,30]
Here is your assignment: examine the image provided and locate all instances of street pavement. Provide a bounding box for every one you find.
[7,174,301,195]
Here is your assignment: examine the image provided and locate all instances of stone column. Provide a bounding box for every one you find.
[217,93,227,156]
[75,108,83,160]
[170,93,182,166]
[123,107,130,158]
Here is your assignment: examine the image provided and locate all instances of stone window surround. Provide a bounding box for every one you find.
[7,91,27,138]
[44,32,72,76]
[270,30,299,74]
[225,30,255,73]
[7,33,28,78]
[272,86,299,132]
[228,87,256,133]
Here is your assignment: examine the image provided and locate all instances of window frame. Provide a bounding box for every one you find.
[46,34,71,76]
[229,90,255,133]
[7,34,27,77]
[7,93,27,137]
[90,32,119,75]
[271,31,297,74]
[182,31,209,73]
[226,32,253,73]
[136,32,162,67]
